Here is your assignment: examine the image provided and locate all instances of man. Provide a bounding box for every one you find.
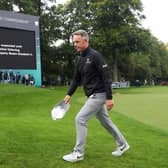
[63,30,129,162]
[0,70,3,83]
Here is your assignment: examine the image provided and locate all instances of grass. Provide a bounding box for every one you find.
[0,84,168,168]
[113,86,168,132]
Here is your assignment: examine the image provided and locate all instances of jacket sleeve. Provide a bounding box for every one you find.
[93,53,112,100]
[67,57,81,96]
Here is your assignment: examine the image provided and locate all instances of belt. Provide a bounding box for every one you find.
[89,92,105,98]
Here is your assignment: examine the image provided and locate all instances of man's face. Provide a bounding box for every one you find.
[72,35,88,52]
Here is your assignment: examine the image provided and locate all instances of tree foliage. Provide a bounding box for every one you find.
[0,0,168,85]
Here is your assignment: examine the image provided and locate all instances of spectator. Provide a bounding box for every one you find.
[0,70,3,83]
[29,75,35,86]
[16,72,21,84]
[3,71,9,84]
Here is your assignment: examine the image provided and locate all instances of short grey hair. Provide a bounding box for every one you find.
[72,29,89,41]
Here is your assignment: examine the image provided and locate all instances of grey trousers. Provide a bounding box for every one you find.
[73,92,127,154]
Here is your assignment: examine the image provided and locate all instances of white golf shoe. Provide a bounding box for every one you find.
[62,151,84,163]
[112,143,130,157]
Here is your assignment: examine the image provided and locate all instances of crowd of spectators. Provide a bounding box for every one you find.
[0,70,35,86]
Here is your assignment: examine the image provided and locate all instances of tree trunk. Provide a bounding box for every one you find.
[112,54,118,82]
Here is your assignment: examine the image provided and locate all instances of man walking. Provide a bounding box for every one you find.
[63,30,129,162]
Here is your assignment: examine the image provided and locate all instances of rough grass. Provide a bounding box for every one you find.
[0,84,168,168]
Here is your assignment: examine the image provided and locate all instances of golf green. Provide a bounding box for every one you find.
[113,86,168,132]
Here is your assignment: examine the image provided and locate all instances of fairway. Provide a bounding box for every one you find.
[113,86,168,132]
[0,84,168,168]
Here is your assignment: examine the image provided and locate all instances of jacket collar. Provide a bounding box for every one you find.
[80,46,91,57]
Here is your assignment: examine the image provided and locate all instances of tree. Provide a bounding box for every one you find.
[87,0,146,81]
[0,0,13,11]
[1,0,168,85]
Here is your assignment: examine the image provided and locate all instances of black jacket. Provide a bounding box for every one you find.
[67,47,112,99]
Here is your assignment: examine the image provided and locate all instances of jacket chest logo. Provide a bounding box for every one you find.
[85,58,91,64]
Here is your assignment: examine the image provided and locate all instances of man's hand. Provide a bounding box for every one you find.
[64,95,71,104]
[106,99,114,111]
